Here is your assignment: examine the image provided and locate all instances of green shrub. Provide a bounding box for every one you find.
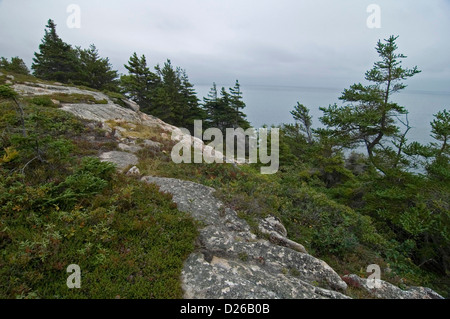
[0,85,17,99]
[28,96,55,107]
[76,157,116,181]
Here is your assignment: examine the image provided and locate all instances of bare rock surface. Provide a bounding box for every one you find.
[259,216,308,254]
[343,274,444,299]
[13,82,109,101]
[99,151,138,170]
[142,176,349,299]
[61,103,141,123]
[118,143,142,154]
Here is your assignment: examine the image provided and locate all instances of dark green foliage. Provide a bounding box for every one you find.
[203,82,250,131]
[153,60,204,131]
[120,52,159,112]
[430,109,450,157]
[290,102,313,143]
[0,94,198,299]
[28,96,55,107]
[32,19,80,83]
[318,35,421,172]
[31,20,119,92]
[0,85,17,99]
[75,44,119,91]
[121,56,205,131]
[269,35,448,294]
[229,80,250,129]
[0,57,30,75]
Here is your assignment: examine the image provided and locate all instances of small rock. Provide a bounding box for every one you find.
[259,216,308,254]
[6,74,14,80]
[51,99,60,105]
[99,151,138,170]
[126,166,141,176]
[100,122,113,134]
[5,80,12,85]
[260,216,288,237]
[121,99,140,112]
[143,139,162,150]
[118,143,142,154]
[113,129,122,139]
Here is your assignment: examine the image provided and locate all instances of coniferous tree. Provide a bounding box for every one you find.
[153,59,183,124]
[318,35,421,172]
[179,68,205,131]
[229,80,250,129]
[76,44,119,91]
[203,82,250,131]
[32,19,79,83]
[0,57,30,75]
[291,102,313,144]
[120,52,159,113]
[152,59,204,130]
[203,83,220,129]
[203,85,233,131]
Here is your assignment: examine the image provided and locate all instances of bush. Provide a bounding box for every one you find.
[0,85,17,99]
[28,96,55,107]
[76,157,116,181]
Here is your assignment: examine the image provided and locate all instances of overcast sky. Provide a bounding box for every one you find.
[1,0,450,93]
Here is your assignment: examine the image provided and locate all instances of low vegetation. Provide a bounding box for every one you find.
[0,82,198,299]
[1,24,448,300]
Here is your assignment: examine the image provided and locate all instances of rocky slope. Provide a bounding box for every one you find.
[11,79,444,299]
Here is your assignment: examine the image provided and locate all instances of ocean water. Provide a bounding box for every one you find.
[195,84,450,146]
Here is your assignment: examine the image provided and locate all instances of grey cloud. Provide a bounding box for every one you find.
[0,0,449,92]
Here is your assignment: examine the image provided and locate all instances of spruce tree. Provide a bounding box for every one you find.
[76,44,119,91]
[203,84,231,131]
[203,82,250,131]
[153,59,183,124]
[229,80,250,129]
[152,60,204,130]
[32,19,79,83]
[120,53,159,113]
[179,69,205,131]
[203,83,220,129]
[0,57,30,75]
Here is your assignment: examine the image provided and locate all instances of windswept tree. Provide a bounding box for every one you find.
[318,35,421,172]
[405,109,450,181]
[179,69,206,129]
[0,57,30,75]
[153,59,204,130]
[203,83,220,128]
[120,52,159,113]
[203,84,233,131]
[290,102,313,144]
[32,19,79,83]
[76,44,119,91]
[203,81,250,131]
[229,80,250,129]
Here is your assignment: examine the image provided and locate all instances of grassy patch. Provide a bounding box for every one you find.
[42,93,107,105]
[0,95,198,299]
[106,120,169,142]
